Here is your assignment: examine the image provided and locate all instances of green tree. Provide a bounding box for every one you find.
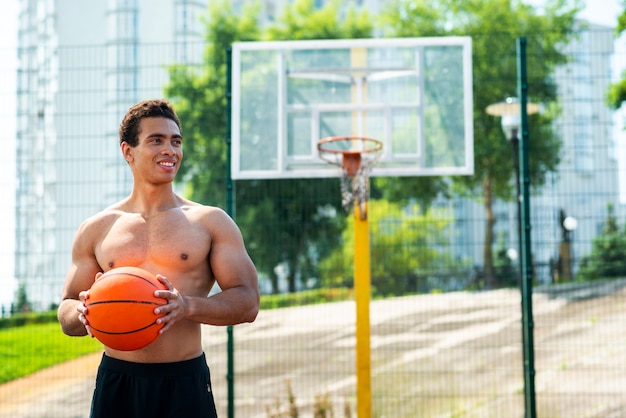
[380,0,580,287]
[577,203,626,280]
[318,199,455,296]
[13,284,30,313]
[165,1,261,207]
[236,179,346,294]
[266,0,373,39]
[166,0,375,294]
[607,6,626,109]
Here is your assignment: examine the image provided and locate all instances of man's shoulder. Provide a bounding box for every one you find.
[72,206,124,247]
[179,201,235,227]
[80,203,126,229]
[179,198,225,215]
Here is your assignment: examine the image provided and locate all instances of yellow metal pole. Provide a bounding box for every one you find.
[354,202,371,418]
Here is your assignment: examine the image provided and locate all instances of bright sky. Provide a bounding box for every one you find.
[0,0,622,311]
[544,0,622,27]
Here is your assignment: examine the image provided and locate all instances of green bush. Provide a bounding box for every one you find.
[0,310,58,329]
[318,200,457,296]
[260,288,352,310]
[577,203,626,281]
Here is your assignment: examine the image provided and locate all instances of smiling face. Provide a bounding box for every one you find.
[122,117,183,185]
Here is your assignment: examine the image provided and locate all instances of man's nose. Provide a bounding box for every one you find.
[162,144,175,155]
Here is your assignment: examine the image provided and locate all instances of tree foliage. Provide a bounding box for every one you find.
[577,203,626,280]
[607,4,626,109]
[265,0,373,40]
[13,284,30,313]
[318,200,456,296]
[165,1,261,206]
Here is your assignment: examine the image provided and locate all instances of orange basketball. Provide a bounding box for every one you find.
[85,266,167,351]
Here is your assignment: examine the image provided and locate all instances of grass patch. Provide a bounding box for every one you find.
[0,322,102,384]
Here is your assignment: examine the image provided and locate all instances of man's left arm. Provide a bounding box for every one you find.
[156,209,259,331]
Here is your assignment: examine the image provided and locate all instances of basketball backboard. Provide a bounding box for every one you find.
[230,37,473,179]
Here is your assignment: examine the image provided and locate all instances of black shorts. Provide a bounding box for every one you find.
[90,353,218,418]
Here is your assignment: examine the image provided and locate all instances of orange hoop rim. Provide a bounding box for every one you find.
[317,135,383,156]
[317,135,383,177]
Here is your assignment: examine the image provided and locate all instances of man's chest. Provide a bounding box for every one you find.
[96,213,210,270]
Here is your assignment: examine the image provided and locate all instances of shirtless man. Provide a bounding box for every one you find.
[57,99,259,418]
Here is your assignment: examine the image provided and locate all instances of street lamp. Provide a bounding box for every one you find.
[486,96,541,198]
[486,97,541,140]
[563,216,578,233]
[486,97,540,283]
[558,209,578,281]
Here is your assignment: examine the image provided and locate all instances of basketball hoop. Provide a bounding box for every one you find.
[317,136,382,219]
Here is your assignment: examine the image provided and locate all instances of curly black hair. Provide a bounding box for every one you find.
[119,99,182,147]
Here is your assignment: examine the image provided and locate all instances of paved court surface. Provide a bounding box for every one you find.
[1,284,626,417]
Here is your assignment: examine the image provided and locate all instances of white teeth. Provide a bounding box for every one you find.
[160,162,174,167]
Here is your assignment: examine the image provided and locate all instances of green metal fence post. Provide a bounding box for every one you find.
[225,46,236,418]
[517,37,537,418]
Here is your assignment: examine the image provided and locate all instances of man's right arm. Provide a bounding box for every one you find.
[57,219,102,337]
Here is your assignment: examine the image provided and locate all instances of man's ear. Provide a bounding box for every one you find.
[121,142,133,164]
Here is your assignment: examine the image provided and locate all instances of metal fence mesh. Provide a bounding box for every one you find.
[2,25,626,417]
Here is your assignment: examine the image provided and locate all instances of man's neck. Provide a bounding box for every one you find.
[128,184,180,219]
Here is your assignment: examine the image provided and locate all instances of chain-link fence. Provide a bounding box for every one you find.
[2,24,626,417]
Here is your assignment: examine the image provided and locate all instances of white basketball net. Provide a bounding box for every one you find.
[340,162,374,214]
[317,136,382,219]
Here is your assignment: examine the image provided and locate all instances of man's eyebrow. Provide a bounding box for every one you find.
[145,132,183,139]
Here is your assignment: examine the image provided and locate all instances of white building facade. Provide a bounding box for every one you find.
[15,0,207,310]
